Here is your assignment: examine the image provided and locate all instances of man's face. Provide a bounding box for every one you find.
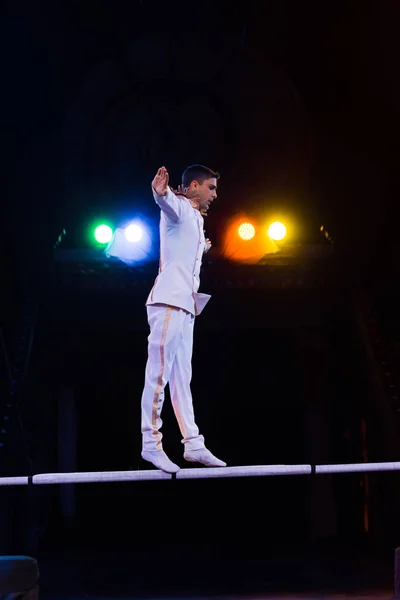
[189,177,218,211]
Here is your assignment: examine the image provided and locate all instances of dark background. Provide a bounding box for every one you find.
[2,0,400,596]
[3,0,400,282]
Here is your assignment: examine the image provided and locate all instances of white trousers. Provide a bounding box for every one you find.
[141,304,205,452]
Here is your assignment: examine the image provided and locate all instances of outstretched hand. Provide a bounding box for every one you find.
[152,166,169,196]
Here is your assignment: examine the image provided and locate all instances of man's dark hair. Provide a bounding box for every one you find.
[182,164,220,188]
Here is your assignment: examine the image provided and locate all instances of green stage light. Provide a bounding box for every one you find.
[94,224,113,244]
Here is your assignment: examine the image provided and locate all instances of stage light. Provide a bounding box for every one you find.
[268,221,287,241]
[238,222,255,241]
[222,215,279,263]
[125,224,143,242]
[94,224,113,244]
[105,219,153,264]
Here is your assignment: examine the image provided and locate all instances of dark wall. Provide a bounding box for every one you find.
[3,1,400,296]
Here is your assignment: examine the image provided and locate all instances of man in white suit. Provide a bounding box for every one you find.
[141,165,226,473]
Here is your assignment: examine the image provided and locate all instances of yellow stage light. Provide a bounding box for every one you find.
[268,221,287,241]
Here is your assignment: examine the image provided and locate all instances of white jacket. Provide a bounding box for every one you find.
[146,187,211,316]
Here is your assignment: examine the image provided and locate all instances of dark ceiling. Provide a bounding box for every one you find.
[2,0,400,295]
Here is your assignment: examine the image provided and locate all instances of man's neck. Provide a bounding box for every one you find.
[183,189,200,211]
[177,186,200,211]
[189,198,200,211]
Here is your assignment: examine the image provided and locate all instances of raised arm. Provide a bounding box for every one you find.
[151,166,184,222]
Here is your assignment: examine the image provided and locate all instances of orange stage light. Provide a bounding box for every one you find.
[221,215,280,263]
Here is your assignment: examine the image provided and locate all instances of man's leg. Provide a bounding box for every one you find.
[170,311,226,467]
[141,304,184,472]
[169,311,204,451]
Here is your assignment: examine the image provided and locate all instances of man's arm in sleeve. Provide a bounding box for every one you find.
[152,186,184,222]
[151,167,185,222]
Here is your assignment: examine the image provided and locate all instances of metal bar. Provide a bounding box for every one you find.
[176,464,311,479]
[0,476,30,486]
[1,462,400,486]
[316,462,400,474]
[33,470,171,485]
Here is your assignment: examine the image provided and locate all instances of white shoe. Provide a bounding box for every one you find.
[184,448,226,467]
[141,450,180,474]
